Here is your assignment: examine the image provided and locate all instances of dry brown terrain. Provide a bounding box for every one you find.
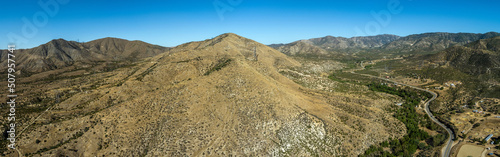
[1,33,406,156]
[456,144,484,157]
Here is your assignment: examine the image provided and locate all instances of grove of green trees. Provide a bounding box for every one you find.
[360,83,447,157]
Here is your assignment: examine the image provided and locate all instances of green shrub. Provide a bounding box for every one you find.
[204,58,232,76]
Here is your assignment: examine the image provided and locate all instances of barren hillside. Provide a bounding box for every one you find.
[3,33,405,156]
[0,38,168,73]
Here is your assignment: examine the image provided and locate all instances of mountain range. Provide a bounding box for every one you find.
[2,32,500,156]
[4,32,499,74]
[0,38,169,73]
[272,32,500,56]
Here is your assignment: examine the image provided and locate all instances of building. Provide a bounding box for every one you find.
[485,134,493,141]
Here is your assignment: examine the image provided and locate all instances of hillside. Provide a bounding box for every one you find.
[0,38,168,73]
[4,33,405,156]
[432,36,500,75]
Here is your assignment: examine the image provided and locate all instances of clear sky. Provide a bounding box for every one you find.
[1,0,500,49]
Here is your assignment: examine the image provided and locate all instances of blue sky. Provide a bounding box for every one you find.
[1,0,500,49]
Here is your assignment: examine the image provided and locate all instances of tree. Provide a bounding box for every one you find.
[480,140,487,145]
[381,141,389,147]
[418,142,427,150]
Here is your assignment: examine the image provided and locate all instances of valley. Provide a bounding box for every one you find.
[273,32,500,156]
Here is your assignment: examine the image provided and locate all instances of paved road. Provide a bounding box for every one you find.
[351,72,455,157]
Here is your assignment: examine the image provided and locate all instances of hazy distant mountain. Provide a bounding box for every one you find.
[267,43,285,49]
[275,40,329,56]
[0,38,168,73]
[271,35,400,56]
[383,32,500,53]
[307,34,401,49]
[432,36,500,75]
[271,32,500,56]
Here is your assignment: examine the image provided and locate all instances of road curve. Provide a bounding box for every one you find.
[351,72,454,157]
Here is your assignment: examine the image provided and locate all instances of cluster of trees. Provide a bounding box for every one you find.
[368,83,433,100]
[360,83,446,156]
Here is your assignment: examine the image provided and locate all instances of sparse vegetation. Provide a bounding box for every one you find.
[28,130,86,156]
[6,32,500,157]
[136,63,158,81]
[204,58,232,75]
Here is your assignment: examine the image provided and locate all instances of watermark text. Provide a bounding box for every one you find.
[354,0,404,36]
[6,45,17,149]
[213,0,243,21]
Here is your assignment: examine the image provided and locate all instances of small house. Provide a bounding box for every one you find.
[485,134,493,141]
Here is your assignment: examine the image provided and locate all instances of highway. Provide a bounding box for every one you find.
[351,72,455,157]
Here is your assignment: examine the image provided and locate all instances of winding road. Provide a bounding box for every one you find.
[351,71,455,157]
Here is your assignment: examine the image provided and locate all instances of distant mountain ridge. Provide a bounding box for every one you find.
[4,32,499,73]
[0,37,169,73]
[307,34,401,49]
[272,34,400,56]
[271,32,500,56]
[275,40,328,56]
[382,32,500,52]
